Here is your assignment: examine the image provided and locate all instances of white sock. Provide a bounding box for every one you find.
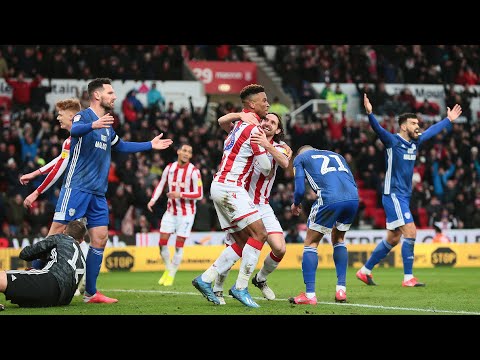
[404,274,414,281]
[306,292,316,299]
[201,246,240,283]
[361,265,371,275]
[257,252,281,282]
[160,246,171,271]
[336,285,346,292]
[236,242,261,290]
[169,247,184,277]
[213,268,231,292]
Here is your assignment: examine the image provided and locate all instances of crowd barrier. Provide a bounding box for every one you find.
[1,243,479,272]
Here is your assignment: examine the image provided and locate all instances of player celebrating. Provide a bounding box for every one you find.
[213,112,292,304]
[356,94,462,287]
[192,84,271,308]
[147,144,203,286]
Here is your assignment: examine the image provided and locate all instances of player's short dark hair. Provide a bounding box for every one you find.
[88,78,112,99]
[268,112,285,143]
[240,84,265,101]
[398,113,417,126]
[65,220,87,242]
[177,143,192,151]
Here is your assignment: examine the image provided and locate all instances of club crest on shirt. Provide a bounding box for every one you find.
[224,126,241,151]
[73,115,81,122]
[69,208,76,217]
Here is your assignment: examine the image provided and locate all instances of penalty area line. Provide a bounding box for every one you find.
[108,288,480,315]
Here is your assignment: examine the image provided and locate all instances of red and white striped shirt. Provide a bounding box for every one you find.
[151,161,203,216]
[37,137,71,194]
[244,140,288,204]
[213,120,266,187]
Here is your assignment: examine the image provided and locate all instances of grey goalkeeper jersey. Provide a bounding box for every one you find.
[20,234,86,305]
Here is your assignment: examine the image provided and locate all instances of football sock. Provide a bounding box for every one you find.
[213,268,231,292]
[333,243,347,286]
[201,244,240,283]
[402,238,415,275]
[236,238,263,290]
[365,239,393,271]
[170,247,184,277]
[85,246,104,296]
[257,251,282,282]
[302,246,318,294]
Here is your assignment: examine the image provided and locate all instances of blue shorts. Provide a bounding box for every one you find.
[53,187,109,228]
[307,199,359,235]
[382,193,413,230]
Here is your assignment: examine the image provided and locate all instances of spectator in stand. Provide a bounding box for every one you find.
[189,95,210,127]
[432,225,451,243]
[3,71,41,113]
[433,208,458,230]
[109,185,134,232]
[78,90,90,110]
[0,50,9,78]
[355,82,375,114]
[459,84,478,122]
[269,96,290,118]
[192,197,215,231]
[432,159,456,201]
[7,194,27,236]
[326,84,347,114]
[455,66,479,86]
[18,123,44,163]
[147,82,165,113]
[30,75,52,112]
[398,88,417,113]
[416,98,440,116]
[285,225,303,244]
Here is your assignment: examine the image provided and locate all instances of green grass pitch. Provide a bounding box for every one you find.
[1,268,479,315]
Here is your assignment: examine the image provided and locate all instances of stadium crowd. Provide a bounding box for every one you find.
[1,45,480,241]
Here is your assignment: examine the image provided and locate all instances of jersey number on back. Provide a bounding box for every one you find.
[311,154,349,175]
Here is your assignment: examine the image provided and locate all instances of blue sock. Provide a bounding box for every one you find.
[302,246,318,293]
[402,238,415,275]
[333,243,348,286]
[85,246,104,296]
[31,259,46,269]
[365,239,393,270]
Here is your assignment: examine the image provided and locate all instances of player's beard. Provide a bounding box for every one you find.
[409,129,419,140]
[100,97,114,112]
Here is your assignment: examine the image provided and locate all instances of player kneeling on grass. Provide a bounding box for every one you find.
[0,220,87,309]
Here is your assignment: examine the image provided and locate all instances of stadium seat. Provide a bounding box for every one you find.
[373,208,386,229]
[417,207,429,229]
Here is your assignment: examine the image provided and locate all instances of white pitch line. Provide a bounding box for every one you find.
[108,289,480,315]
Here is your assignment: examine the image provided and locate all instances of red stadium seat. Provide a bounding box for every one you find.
[417,207,429,229]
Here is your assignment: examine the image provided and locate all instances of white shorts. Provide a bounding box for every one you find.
[223,204,283,246]
[257,204,283,234]
[160,212,195,238]
[210,181,260,232]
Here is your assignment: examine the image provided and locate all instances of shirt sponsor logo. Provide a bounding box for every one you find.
[95,141,107,150]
